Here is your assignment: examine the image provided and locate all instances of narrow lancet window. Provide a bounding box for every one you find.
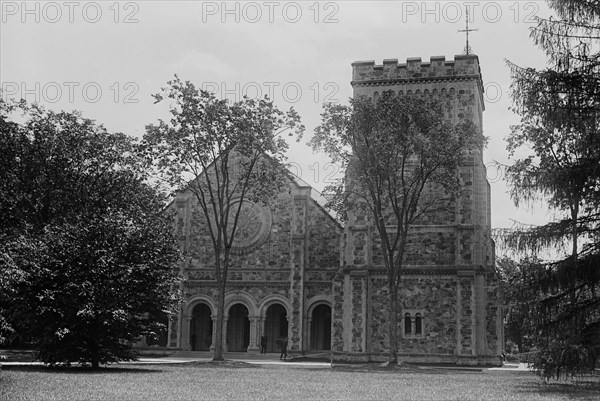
[415,313,422,335]
[404,313,412,335]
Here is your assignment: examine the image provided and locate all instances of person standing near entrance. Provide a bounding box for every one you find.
[279,337,288,360]
[260,334,268,354]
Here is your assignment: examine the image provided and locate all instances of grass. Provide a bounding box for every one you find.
[1,361,599,401]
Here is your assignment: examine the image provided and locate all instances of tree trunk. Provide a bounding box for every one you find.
[388,278,398,364]
[212,249,226,361]
[91,359,99,369]
[569,205,579,303]
[212,279,226,361]
[213,249,231,362]
[571,210,578,261]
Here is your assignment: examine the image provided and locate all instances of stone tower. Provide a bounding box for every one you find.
[332,54,503,365]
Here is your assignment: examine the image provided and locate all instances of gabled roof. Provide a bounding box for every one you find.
[287,170,341,229]
[164,151,341,228]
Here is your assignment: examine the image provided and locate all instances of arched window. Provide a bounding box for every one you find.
[415,313,422,335]
[404,313,412,335]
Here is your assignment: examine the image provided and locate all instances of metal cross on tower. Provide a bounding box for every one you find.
[458,8,478,55]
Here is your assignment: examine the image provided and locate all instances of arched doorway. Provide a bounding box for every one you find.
[226,304,250,352]
[310,304,331,350]
[264,304,288,353]
[190,303,212,351]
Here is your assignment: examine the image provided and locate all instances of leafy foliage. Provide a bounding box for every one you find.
[142,76,304,360]
[0,236,31,345]
[9,214,179,367]
[311,91,484,361]
[531,0,600,70]
[496,257,537,354]
[534,342,598,380]
[0,99,180,367]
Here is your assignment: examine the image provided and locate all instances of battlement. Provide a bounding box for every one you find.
[352,54,482,86]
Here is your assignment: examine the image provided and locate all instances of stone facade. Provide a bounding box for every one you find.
[165,54,503,365]
[332,54,503,366]
[166,174,341,354]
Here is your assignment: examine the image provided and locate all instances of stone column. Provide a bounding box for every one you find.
[457,270,475,357]
[285,314,290,338]
[474,271,486,357]
[182,316,192,351]
[306,317,313,350]
[248,315,260,354]
[259,317,266,352]
[222,316,229,352]
[289,193,308,352]
[175,309,183,349]
[210,316,217,351]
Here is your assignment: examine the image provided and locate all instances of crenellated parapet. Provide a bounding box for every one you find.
[351,54,486,118]
[352,54,483,85]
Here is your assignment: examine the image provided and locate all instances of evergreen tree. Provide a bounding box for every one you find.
[506,0,600,379]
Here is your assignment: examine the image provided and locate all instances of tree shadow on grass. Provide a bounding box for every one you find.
[183,360,260,369]
[332,363,483,375]
[2,365,164,374]
[515,377,600,399]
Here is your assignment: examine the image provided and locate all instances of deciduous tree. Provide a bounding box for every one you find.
[310,92,483,363]
[143,77,303,360]
[0,99,180,367]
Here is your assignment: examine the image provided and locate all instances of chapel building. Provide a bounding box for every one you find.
[164,54,503,366]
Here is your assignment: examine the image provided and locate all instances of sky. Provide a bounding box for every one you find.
[0,0,559,230]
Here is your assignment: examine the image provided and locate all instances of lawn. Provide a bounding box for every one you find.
[1,362,599,401]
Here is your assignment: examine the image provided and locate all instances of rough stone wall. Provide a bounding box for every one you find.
[308,200,341,269]
[174,185,340,274]
[485,272,501,355]
[331,270,345,352]
[184,283,290,304]
[352,56,484,127]
[404,231,457,265]
[367,276,388,353]
[169,169,341,352]
[458,276,474,355]
[350,273,367,352]
[368,275,460,355]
